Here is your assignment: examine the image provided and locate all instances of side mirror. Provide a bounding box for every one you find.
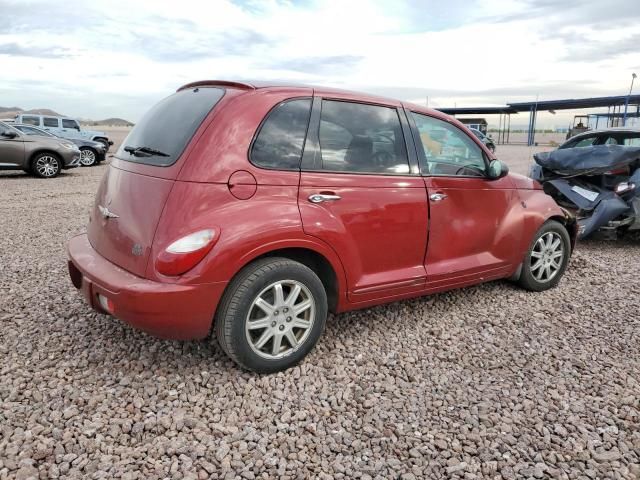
[487,159,509,180]
[1,130,18,139]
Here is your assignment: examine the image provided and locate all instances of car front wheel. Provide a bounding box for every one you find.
[31,153,61,178]
[79,147,97,166]
[518,220,571,291]
[215,258,328,373]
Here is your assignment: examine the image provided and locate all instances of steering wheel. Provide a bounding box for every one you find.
[455,164,485,176]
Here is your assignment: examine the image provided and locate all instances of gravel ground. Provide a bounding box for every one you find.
[1,155,639,480]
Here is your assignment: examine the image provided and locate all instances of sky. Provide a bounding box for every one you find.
[1,0,639,128]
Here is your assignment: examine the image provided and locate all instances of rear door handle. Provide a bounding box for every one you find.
[308,193,341,203]
[429,193,447,202]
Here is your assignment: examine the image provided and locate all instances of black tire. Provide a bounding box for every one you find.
[95,138,110,152]
[215,257,328,373]
[518,220,571,292]
[79,147,98,167]
[31,152,61,178]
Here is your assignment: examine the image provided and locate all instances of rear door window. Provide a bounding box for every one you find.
[22,116,40,126]
[117,87,225,167]
[43,117,59,128]
[250,98,311,170]
[315,100,409,174]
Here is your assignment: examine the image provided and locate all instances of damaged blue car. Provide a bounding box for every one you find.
[530,144,640,239]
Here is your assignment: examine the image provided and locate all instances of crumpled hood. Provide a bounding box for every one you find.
[534,145,640,175]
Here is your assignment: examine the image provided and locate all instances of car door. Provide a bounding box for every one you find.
[42,116,63,136]
[407,111,523,290]
[61,119,83,140]
[0,123,26,168]
[298,96,428,304]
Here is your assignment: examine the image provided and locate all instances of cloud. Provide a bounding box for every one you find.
[268,55,364,74]
[0,42,73,58]
[561,33,640,62]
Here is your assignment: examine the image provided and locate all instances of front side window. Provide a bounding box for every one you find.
[62,119,79,129]
[17,125,54,137]
[117,87,225,167]
[43,117,59,127]
[22,116,40,126]
[571,136,597,148]
[316,100,409,174]
[250,98,311,169]
[411,113,486,176]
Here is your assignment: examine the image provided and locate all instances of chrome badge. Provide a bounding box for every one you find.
[131,244,143,256]
[98,205,119,219]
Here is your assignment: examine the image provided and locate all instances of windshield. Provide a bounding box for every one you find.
[16,125,56,137]
[116,87,225,166]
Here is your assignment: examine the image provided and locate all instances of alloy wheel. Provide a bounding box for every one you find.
[245,280,315,359]
[530,231,564,282]
[80,149,96,166]
[35,155,60,177]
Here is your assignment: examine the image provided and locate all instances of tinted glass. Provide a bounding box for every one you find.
[623,135,640,146]
[43,117,59,127]
[250,99,311,169]
[572,136,596,147]
[411,113,486,176]
[117,87,225,167]
[22,116,40,126]
[316,100,409,174]
[17,125,53,136]
[62,119,79,129]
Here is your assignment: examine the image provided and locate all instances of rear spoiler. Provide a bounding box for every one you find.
[177,80,256,92]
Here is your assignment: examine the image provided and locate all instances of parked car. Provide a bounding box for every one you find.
[13,124,106,166]
[469,127,496,152]
[0,121,80,177]
[14,114,113,151]
[558,127,640,149]
[67,80,577,373]
[529,143,640,239]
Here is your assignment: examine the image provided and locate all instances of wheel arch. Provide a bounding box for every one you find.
[547,209,578,254]
[221,241,347,314]
[29,149,62,167]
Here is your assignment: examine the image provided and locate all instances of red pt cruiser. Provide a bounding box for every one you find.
[68,80,576,373]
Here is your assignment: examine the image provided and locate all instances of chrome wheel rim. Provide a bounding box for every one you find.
[35,155,59,177]
[245,280,315,359]
[80,149,96,166]
[530,232,564,282]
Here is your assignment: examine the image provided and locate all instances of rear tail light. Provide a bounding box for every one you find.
[156,229,218,276]
[615,182,636,194]
[97,294,115,314]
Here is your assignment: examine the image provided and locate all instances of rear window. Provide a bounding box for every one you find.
[117,87,225,166]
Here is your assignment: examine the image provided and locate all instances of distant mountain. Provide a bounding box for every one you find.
[81,117,134,127]
[0,106,132,127]
[0,106,63,118]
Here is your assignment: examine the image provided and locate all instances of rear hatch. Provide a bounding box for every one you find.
[87,86,225,277]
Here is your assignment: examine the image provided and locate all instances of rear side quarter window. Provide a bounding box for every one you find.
[250,98,312,170]
[22,116,40,126]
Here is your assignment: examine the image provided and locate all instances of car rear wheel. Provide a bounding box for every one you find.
[518,220,570,291]
[215,258,328,373]
[32,153,61,178]
[79,147,97,166]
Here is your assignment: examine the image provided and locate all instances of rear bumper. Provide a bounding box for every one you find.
[67,234,227,340]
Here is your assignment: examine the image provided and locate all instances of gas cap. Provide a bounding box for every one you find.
[227,170,257,200]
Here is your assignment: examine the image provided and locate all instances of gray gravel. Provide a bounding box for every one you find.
[1,162,639,480]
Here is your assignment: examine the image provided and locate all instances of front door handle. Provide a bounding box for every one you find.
[308,193,341,203]
[429,193,448,202]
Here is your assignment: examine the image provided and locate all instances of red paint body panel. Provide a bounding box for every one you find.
[67,81,573,341]
[423,175,523,285]
[298,172,429,302]
[68,234,224,339]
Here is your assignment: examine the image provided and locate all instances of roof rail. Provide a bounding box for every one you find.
[177,80,256,92]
